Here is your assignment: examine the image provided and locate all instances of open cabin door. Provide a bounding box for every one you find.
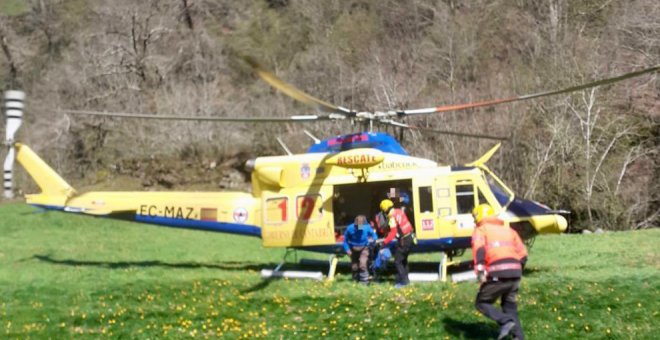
[261,186,335,247]
[332,179,414,239]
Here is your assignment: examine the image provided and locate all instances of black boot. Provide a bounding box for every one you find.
[497,321,515,340]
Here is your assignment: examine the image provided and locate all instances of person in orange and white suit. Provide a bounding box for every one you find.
[471,204,528,340]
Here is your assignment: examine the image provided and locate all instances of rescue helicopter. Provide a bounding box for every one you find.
[3,60,657,281]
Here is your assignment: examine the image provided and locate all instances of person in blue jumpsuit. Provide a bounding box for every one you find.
[343,215,378,284]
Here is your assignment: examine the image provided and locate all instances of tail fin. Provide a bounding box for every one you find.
[15,143,76,205]
[466,143,501,167]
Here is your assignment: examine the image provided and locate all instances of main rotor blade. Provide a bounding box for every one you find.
[400,65,659,116]
[243,57,353,115]
[381,120,508,141]
[59,109,345,122]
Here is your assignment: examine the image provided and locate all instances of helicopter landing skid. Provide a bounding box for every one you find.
[260,248,325,281]
[407,252,459,283]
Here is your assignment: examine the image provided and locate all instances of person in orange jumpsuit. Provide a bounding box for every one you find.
[378,199,414,288]
[471,204,528,340]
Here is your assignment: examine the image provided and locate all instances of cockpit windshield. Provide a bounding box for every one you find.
[486,172,513,207]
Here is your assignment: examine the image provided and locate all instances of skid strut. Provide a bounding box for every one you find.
[439,252,458,282]
[273,248,297,272]
[327,254,338,281]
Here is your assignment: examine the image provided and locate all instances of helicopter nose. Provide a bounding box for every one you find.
[245,159,256,172]
[556,214,568,233]
[529,214,568,234]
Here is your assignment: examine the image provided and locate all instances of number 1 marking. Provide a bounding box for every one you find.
[277,199,287,221]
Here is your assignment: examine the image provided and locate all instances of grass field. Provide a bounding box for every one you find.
[1,202,658,339]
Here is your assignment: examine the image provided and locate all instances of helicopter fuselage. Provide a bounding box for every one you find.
[16,132,567,255]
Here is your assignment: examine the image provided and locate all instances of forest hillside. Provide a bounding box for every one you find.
[0,0,658,230]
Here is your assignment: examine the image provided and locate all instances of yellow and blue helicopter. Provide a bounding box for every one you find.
[3,62,657,281]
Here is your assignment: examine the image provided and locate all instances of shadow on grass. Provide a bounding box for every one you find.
[241,279,274,294]
[32,254,350,279]
[32,254,347,293]
[442,317,497,339]
[32,254,471,287]
[523,266,547,277]
[33,254,279,271]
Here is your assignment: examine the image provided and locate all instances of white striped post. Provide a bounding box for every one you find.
[3,90,25,199]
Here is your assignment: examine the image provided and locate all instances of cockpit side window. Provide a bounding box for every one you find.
[486,174,512,206]
[477,188,488,205]
[456,183,475,214]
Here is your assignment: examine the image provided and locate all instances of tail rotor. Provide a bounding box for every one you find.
[3,90,24,199]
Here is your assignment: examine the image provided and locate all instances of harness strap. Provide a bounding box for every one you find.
[487,240,514,248]
[488,262,522,272]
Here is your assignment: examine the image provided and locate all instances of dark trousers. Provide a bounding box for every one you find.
[394,235,412,284]
[350,246,370,282]
[475,279,524,339]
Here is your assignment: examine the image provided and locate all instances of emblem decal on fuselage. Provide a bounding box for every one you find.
[233,207,248,223]
[422,218,435,231]
[300,163,311,179]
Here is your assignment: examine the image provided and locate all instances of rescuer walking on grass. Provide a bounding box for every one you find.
[343,215,378,284]
[378,199,414,288]
[471,204,528,340]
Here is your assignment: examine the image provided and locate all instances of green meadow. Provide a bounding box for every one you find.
[0,203,657,339]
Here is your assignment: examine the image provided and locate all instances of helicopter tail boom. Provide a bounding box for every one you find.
[15,142,262,237]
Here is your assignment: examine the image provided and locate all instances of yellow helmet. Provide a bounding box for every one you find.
[380,199,394,212]
[472,204,495,223]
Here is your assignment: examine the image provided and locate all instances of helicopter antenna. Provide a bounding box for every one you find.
[276,137,293,156]
[3,90,25,199]
[303,130,320,144]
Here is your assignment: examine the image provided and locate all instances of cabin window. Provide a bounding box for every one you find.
[418,186,433,213]
[456,184,475,214]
